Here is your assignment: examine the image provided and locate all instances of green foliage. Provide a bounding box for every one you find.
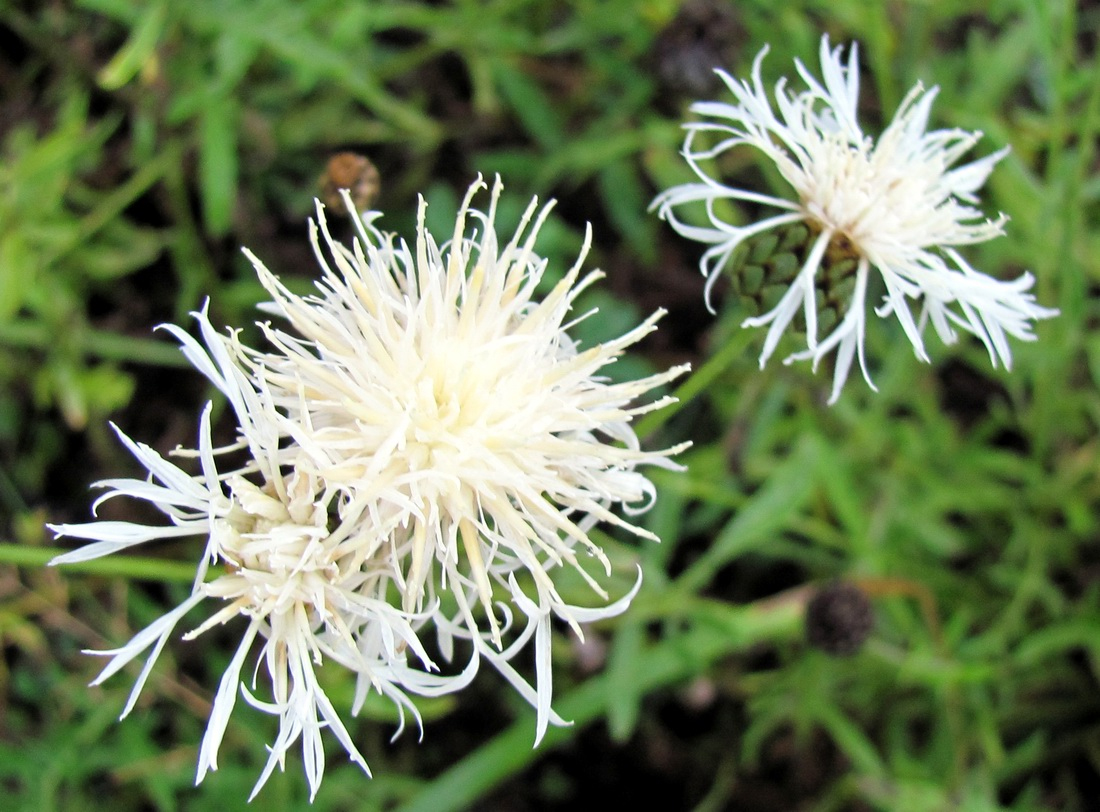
[2,0,1098,809]
[0,76,178,511]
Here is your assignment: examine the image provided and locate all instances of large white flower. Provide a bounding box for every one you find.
[653,35,1058,402]
[241,176,689,742]
[49,305,471,801]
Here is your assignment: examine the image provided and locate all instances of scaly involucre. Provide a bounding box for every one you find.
[243,176,690,742]
[49,305,473,801]
[653,35,1057,402]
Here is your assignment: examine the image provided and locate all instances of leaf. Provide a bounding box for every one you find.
[198,97,239,236]
[492,61,565,150]
[0,231,32,321]
[597,159,655,263]
[605,616,644,741]
[816,702,887,778]
[97,1,169,90]
[1014,618,1100,666]
[678,434,822,591]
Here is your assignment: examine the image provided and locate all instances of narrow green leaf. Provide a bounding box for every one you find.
[605,616,644,741]
[597,159,654,262]
[816,702,887,778]
[678,435,821,592]
[492,61,565,150]
[0,543,197,583]
[96,1,168,90]
[198,98,238,236]
[1014,618,1100,666]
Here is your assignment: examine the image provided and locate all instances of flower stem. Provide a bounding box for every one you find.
[636,327,752,439]
[0,543,196,583]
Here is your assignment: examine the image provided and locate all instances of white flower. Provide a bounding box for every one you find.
[653,35,1058,402]
[49,305,468,801]
[241,175,690,742]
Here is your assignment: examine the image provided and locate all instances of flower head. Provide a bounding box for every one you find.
[49,306,467,801]
[653,35,1057,402]
[242,175,690,741]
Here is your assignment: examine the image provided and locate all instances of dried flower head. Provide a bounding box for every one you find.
[805,580,875,656]
[49,306,467,801]
[243,175,690,742]
[653,35,1057,402]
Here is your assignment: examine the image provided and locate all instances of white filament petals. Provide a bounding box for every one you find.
[653,35,1057,402]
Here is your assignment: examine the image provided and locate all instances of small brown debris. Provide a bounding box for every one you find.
[319,152,381,214]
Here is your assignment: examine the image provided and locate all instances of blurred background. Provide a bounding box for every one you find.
[1,0,1098,809]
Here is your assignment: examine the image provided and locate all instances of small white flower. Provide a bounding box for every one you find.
[242,175,690,742]
[49,305,466,801]
[653,35,1058,402]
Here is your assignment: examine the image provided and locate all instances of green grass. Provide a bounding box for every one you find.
[2,0,1098,809]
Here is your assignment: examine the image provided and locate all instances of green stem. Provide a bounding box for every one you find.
[393,598,802,812]
[636,327,751,439]
[0,321,189,367]
[0,543,197,583]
